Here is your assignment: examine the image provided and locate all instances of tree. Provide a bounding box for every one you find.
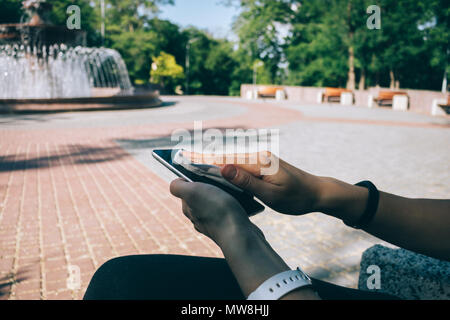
[0,0,24,23]
[150,51,184,93]
[145,18,187,68]
[180,27,239,95]
[107,28,160,84]
[105,0,174,32]
[285,0,444,91]
[229,48,253,95]
[420,0,450,91]
[285,0,348,87]
[373,0,428,89]
[230,0,295,84]
[103,2,181,85]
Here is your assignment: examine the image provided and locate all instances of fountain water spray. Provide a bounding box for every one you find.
[0,44,133,99]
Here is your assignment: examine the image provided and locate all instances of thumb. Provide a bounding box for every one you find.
[221,164,269,198]
[169,178,193,199]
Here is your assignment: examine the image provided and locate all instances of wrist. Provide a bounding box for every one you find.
[214,220,262,252]
[208,213,256,247]
[315,177,368,224]
[312,176,343,214]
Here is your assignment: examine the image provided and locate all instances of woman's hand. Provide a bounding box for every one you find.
[170,177,321,299]
[170,178,258,245]
[183,151,326,215]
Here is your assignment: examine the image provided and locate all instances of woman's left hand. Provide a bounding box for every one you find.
[169,178,255,245]
[170,179,320,300]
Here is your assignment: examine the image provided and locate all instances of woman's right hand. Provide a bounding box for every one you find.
[184,151,327,216]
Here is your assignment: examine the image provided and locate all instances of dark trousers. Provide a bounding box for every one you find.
[83,254,398,300]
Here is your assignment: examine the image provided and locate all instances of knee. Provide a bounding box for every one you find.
[84,254,176,300]
[84,255,154,300]
[92,256,129,278]
[90,254,170,281]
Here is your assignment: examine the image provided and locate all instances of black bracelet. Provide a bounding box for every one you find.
[344,180,380,229]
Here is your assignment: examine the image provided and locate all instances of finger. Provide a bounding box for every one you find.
[169,178,194,199]
[221,164,275,199]
[182,150,275,176]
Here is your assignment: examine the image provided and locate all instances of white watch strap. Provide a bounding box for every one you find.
[247,268,312,300]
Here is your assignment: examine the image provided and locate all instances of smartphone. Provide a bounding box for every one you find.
[152,149,265,216]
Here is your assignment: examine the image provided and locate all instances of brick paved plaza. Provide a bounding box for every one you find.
[1,96,449,299]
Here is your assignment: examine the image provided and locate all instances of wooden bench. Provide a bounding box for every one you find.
[257,86,284,98]
[374,91,408,106]
[322,87,353,103]
[437,95,450,114]
[438,95,450,106]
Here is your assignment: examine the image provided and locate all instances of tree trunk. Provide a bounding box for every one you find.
[389,69,395,89]
[346,1,355,90]
[347,44,356,90]
[359,69,366,90]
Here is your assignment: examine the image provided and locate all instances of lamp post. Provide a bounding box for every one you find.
[185,37,200,95]
[442,49,449,94]
[253,60,264,99]
[100,0,105,45]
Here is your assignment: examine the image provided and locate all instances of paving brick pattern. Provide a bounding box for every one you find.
[1,96,449,299]
[0,141,222,299]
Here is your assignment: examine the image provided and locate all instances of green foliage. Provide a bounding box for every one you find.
[107,28,159,84]
[0,0,24,23]
[283,0,448,90]
[285,1,349,87]
[150,51,184,92]
[105,0,174,32]
[419,0,449,88]
[182,28,240,95]
[232,0,294,84]
[2,0,447,93]
[228,48,253,95]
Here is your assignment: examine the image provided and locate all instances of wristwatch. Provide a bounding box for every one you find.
[247,267,313,300]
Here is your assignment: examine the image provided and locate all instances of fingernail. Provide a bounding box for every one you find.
[223,165,237,180]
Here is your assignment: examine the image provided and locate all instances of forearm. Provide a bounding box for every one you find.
[317,177,450,261]
[215,224,320,300]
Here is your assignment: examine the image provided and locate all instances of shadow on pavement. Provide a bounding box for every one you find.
[115,125,274,151]
[0,144,130,172]
[0,269,31,299]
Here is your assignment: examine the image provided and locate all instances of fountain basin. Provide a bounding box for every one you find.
[0,89,162,113]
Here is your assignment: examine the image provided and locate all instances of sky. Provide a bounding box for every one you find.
[158,0,241,39]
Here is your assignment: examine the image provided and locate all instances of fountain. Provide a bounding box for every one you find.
[0,0,161,112]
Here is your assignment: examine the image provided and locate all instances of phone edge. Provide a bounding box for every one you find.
[152,150,194,182]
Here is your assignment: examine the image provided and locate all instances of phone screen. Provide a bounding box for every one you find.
[152,149,265,216]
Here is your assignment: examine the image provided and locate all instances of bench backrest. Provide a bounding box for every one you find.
[378,91,407,100]
[258,87,283,96]
[324,87,352,97]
